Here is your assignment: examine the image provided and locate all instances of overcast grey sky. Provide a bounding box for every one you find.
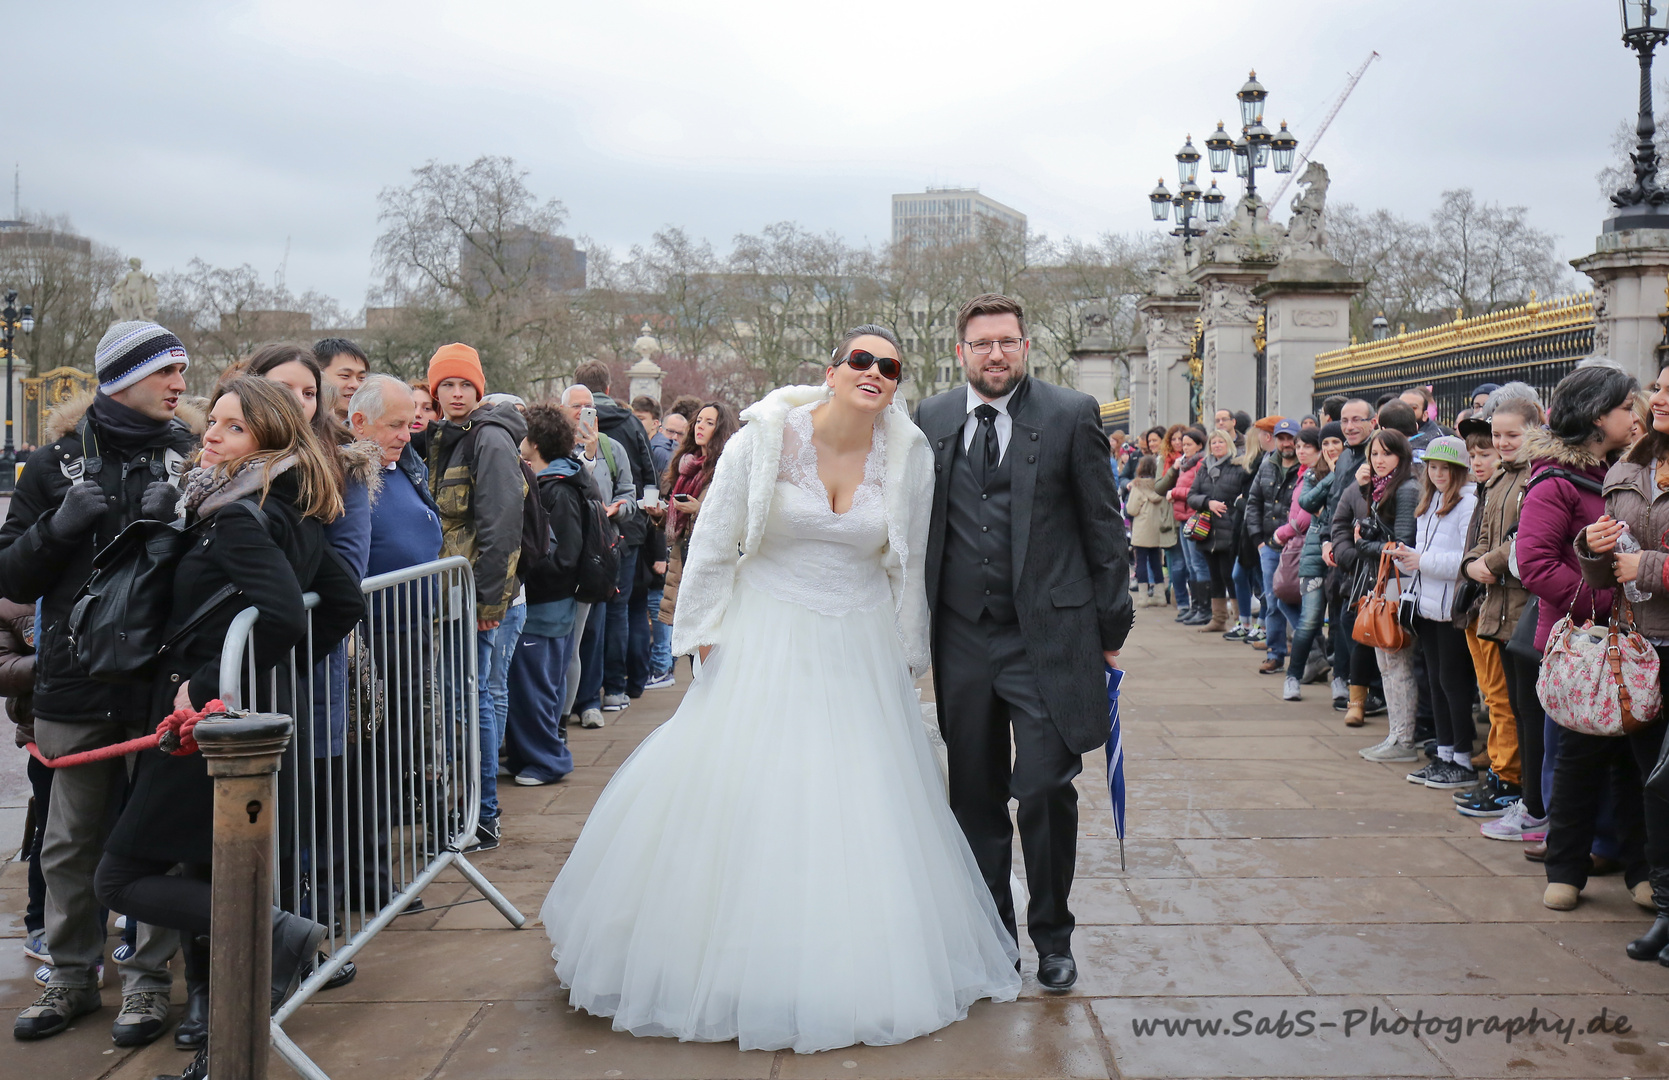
[15,1,1636,312]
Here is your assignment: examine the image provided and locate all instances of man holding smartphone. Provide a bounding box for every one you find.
[561,384,637,728]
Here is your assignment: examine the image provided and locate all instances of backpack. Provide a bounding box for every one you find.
[67,499,268,683]
[516,459,552,579]
[562,465,622,604]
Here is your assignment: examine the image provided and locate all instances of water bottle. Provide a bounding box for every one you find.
[1617,525,1653,603]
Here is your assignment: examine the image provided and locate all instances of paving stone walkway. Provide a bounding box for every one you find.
[4,601,1669,1078]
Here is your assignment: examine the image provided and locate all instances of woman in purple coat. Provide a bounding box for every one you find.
[1513,363,1638,912]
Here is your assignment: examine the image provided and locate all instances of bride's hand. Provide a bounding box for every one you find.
[698,645,713,663]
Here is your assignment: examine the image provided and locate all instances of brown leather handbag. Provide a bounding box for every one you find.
[1351,551,1412,651]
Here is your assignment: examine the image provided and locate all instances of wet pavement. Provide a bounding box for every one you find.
[3,600,1668,1078]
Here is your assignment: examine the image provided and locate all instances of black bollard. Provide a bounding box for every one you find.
[195,712,293,1080]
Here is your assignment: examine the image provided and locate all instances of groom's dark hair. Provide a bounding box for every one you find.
[956,293,1028,343]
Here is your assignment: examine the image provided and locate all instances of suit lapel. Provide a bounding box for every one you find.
[1007,377,1038,585]
[925,397,960,610]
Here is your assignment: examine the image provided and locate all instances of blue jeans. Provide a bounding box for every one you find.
[1134,547,1166,586]
[1283,579,1328,678]
[1184,540,1211,598]
[648,587,672,674]
[1259,544,1288,658]
[1231,558,1254,622]
[603,547,639,697]
[1166,543,1192,606]
[476,601,528,822]
[576,602,606,714]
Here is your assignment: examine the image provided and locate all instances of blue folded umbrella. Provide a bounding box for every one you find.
[1105,664,1127,872]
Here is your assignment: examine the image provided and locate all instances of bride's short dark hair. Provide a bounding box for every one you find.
[830,324,902,364]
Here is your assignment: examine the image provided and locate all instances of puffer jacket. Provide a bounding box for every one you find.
[1517,429,1614,652]
[0,393,201,728]
[1356,477,1420,564]
[1155,452,1203,524]
[1577,457,1669,639]
[1463,455,1532,642]
[1127,478,1176,548]
[426,400,529,621]
[1244,453,1301,546]
[1410,487,1478,620]
[1187,453,1252,554]
[0,598,36,746]
[1295,469,1337,579]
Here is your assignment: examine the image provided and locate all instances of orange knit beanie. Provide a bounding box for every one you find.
[427,343,485,399]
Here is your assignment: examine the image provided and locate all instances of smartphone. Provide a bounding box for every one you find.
[673,493,695,505]
[579,405,598,434]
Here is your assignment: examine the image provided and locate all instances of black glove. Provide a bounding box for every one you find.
[140,481,179,522]
[48,481,107,542]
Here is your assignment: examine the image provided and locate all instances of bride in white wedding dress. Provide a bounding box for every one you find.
[541,325,1021,1053]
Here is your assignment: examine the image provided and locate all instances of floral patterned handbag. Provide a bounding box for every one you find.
[1537,595,1661,736]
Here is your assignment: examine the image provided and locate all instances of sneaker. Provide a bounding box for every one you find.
[1301,654,1331,685]
[1359,736,1418,762]
[1479,800,1550,841]
[1245,626,1267,645]
[161,1045,209,1080]
[1363,693,1387,717]
[13,983,102,1040]
[23,933,50,965]
[513,772,555,786]
[33,962,103,988]
[1455,773,1523,818]
[580,708,605,729]
[600,692,630,712]
[471,817,501,852]
[1282,675,1302,701]
[644,669,676,690]
[1222,624,1249,641]
[1330,676,1348,710]
[111,943,134,964]
[111,988,170,1047]
[1405,761,1444,785]
[1423,760,1479,790]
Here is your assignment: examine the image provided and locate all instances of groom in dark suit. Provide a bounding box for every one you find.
[919,293,1133,991]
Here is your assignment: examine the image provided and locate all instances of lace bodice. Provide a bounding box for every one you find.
[738,402,892,617]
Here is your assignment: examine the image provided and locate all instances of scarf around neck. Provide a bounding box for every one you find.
[182,455,298,518]
[89,392,172,451]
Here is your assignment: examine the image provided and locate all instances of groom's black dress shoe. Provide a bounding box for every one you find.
[1036,953,1077,992]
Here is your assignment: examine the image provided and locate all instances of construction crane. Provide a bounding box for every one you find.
[1267,50,1379,209]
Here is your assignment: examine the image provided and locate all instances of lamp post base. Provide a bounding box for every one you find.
[1605,203,1669,233]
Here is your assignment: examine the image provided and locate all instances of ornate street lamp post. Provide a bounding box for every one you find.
[1610,0,1669,230]
[1149,135,1226,256]
[1202,71,1298,211]
[0,291,33,495]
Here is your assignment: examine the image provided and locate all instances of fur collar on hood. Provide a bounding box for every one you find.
[339,437,385,505]
[44,391,206,444]
[1522,428,1608,471]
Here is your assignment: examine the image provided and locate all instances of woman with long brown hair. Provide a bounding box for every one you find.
[657,400,739,633]
[94,377,363,1076]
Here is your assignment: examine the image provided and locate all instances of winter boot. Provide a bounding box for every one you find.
[1344,685,1368,727]
[175,934,209,1050]
[271,909,328,1013]
[1200,598,1229,633]
[1629,868,1669,961]
[1184,597,1211,625]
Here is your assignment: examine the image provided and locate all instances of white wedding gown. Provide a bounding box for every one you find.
[541,402,1020,1053]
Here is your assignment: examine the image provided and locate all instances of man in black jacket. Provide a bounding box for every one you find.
[2,322,195,1044]
[1244,418,1302,674]
[570,361,655,699]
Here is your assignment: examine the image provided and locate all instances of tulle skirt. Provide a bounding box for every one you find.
[541,579,1021,1052]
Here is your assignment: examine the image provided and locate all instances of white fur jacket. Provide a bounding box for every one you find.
[669,384,935,676]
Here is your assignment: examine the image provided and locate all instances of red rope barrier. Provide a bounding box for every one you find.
[25,699,227,769]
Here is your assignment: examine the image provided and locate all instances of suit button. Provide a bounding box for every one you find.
[935,464,942,472]
[981,493,989,500]
[982,558,990,565]
[981,526,989,533]
[1028,455,1036,463]
[984,589,992,595]
[1031,432,1039,441]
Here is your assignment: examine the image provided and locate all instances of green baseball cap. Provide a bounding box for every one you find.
[1423,435,1468,468]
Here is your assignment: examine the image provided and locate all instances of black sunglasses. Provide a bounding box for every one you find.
[838,349,903,382]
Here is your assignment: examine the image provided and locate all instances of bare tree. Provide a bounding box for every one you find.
[0,213,129,376]
[1427,189,1569,317]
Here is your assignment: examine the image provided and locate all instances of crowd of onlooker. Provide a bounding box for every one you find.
[1113,362,1669,964]
[1,321,739,1078]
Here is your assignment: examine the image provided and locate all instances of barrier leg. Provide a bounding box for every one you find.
[198,713,294,1080]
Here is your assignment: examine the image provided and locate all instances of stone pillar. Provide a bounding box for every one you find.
[1572,229,1669,383]
[1124,345,1149,429]
[1190,260,1273,421]
[1136,294,1200,427]
[628,323,665,404]
[1254,257,1360,418]
[1073,348,1121,405]
[196,712,294,1080]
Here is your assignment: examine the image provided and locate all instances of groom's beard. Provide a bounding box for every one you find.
[965,362,1026,400]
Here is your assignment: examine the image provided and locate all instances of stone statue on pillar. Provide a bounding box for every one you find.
[1278,162,1331,260]
[110,257,159,323]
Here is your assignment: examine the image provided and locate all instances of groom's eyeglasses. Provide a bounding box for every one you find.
[839,349,904,382]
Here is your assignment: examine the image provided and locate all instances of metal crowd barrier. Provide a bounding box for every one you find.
[217,555,527,1080]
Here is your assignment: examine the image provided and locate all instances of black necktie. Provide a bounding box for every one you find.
[974,404,999,486]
